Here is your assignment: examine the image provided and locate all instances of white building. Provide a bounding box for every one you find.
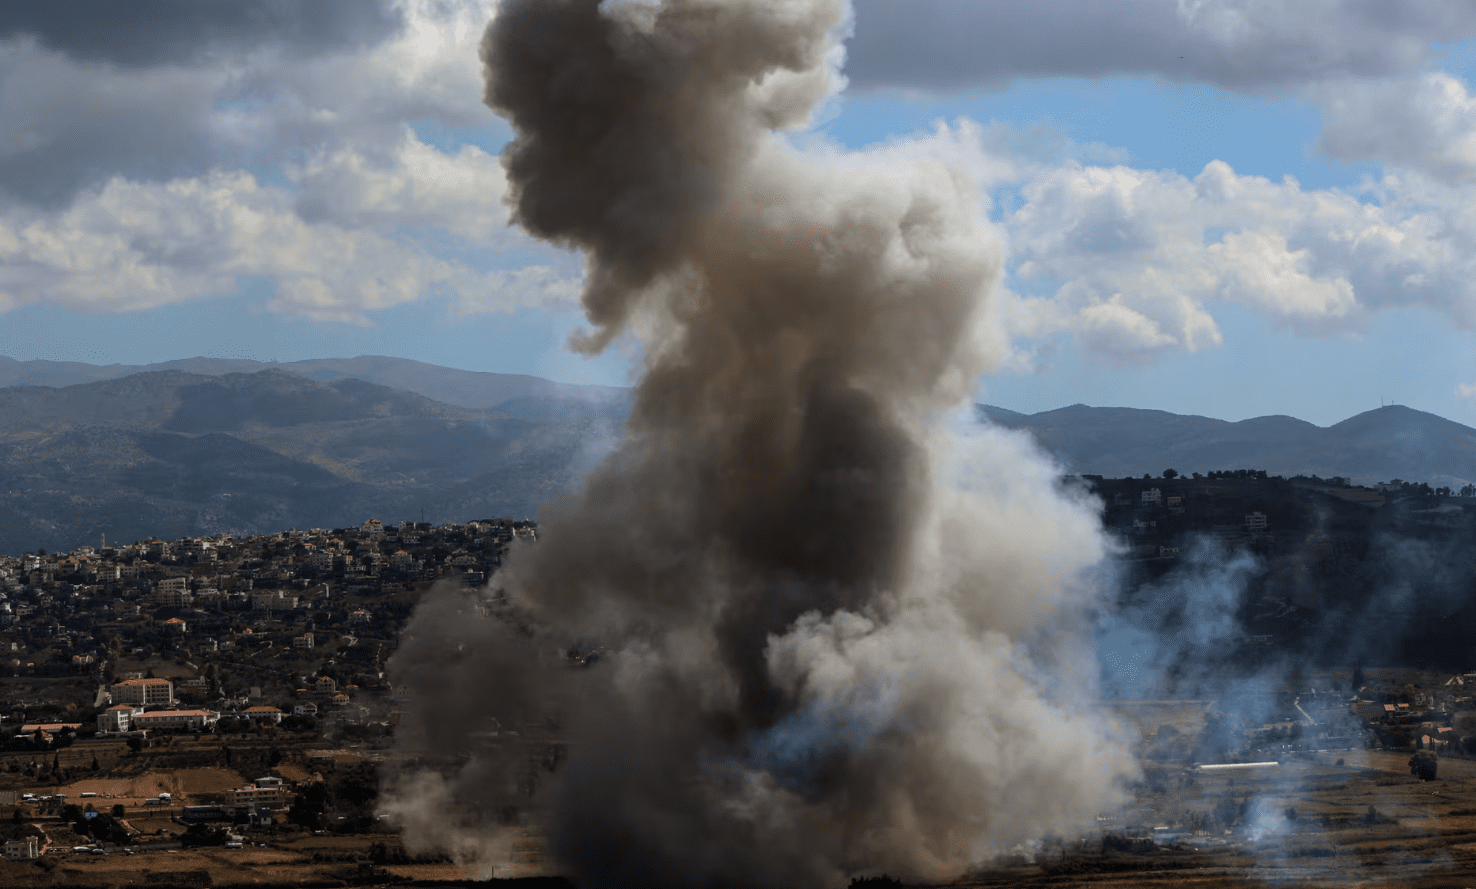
[131,709,220,731]
[242,706,284,724]
[251,591,299,612]
[97,704,142,732]
[232,777,286,809]
[1141,488,1163,505]
[155,575,190,599]
[4,836,38,860]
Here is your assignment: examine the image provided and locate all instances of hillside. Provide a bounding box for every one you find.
[0,370,613,555]
[6,354,1476,554]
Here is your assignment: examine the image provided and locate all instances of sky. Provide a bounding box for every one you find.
[3,0,1476,427]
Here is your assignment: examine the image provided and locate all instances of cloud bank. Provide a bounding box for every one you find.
[4,0,1476,376]
[847,0,1476,92]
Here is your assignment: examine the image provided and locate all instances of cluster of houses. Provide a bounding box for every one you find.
[1096,476,1279,560]
[0,518,534,729]
[88,676,364,737]
[0,519,539,853]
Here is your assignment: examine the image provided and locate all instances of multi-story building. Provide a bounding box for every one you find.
[97,704,142,732]
[231,777,285,809]
[251,591,298,611]
[153,577,191,607]
[242,706,284,724]
[111,677,174,706]
[131,709,219,731]
[4,837,38,860]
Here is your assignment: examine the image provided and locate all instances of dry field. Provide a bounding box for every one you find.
[17,727,1476,887]
[46,767,250,805]
[0,836,524,887]
[961,746,1476,887]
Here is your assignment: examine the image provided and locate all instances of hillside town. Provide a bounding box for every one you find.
[0,477,1473,875]
[0,515,545,870]
[0,516,537,738]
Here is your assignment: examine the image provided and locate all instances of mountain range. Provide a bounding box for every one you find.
[0,354,630,419]
[978,403,1476,489]
[0,366,621,555]
[2,354,1473,554]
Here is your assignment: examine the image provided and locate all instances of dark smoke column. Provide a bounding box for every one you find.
[385,1,1136,886]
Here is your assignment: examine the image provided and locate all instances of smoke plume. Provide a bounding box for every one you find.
[386,1,1135,886]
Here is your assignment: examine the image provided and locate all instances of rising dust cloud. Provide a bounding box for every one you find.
[384,1,1136,885]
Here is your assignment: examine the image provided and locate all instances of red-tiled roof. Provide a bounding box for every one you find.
[134,709,213,718]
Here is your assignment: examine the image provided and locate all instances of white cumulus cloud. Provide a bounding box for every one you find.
[995,157,1476,365]
[0,131,579,324]
[1317,72,1476,186]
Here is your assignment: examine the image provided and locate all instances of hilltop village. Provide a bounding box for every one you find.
[0,517,536,734]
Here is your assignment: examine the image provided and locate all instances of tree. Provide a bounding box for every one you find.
[287,782,329,830]
[90,755,100,771]
[181,824,228,847]
[1163,468,1178,479]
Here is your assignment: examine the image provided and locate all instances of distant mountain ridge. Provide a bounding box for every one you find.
[5,353,1475,553]
[0,353,631,419]
[0,368,618,555]
[978,402,1476,488]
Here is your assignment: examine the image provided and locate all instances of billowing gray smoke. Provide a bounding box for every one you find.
[384,1,1135,886]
